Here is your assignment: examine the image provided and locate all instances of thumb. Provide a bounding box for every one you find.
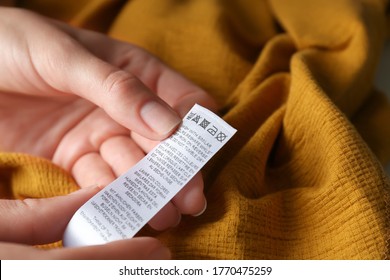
[0,237,171,260]
[37,35,181,140]
[60,58,181,140]
[1,9,181,140]
[0,186,102,245]
[52,237,171,260]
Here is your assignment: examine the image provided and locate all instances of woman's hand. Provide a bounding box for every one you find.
[0,7,217,230]
[0,187,171,259]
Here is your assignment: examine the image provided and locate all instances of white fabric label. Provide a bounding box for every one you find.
[63,104,237,247]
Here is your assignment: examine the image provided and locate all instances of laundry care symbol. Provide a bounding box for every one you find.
[186,112,228,142]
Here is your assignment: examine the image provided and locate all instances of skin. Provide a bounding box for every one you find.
[0,187,171,259]
[0,7,217,259]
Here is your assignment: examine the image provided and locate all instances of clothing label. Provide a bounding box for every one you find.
[63,104,236,247]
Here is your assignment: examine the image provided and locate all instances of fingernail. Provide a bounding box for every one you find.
[193,199,207,217]
[141,101,181,136]
[147,245,171,260]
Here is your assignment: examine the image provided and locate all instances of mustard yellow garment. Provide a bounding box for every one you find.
[2,0,390,259]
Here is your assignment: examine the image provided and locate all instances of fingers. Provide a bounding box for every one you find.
[42,40,181,140]
[171,173,207,216]
[70,138,206,230]
[52,237,171,260]
[0,237,171,260]
[130,131,161,153]
[148,203,181,231]
[92,29,218,115]
[53,21,217,121]
[3,9,181,140]
[129,133,208,217]
[99,135,145,176]
[132,58,219,117]
[2,8,214,140]
[52,108,132,177]
[0,186,102,245]
[71,136,146,188]
[71,152,116,188]
[147,173,207,230]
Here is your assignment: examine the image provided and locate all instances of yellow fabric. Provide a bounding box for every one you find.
[2,0,390,259]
